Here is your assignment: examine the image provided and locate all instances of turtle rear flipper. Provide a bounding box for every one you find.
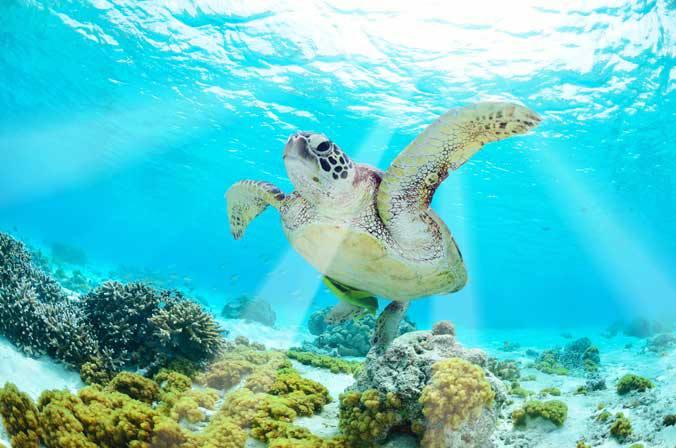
[226,180,286,239]
[322,276,378,324]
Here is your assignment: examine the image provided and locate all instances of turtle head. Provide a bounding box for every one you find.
[283,132,357,204]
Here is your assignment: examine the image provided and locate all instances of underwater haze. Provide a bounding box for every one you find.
[1,1,675,328]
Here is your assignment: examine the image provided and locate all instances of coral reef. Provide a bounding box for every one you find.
[663,414,676,426]
[303,307,416,357]
[82,281,224,372]
[221,295,277,327]
[346,326,507,447]
[0,233,99,366]
[511,400,568,428]
[0,233,226,382]
[616,374,654,395]
[532,350,568,376]
[287,350,362,374]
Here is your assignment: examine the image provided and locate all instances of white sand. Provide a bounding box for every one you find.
[218,318,313,350]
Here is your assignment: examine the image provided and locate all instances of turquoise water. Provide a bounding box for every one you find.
[1,0,675,332]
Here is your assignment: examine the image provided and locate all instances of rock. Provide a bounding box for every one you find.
[585,375,607,391]
[221,295,276,327]
[351,329,507,447]
[645,333,676,353]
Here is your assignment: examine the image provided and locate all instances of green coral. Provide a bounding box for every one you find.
[0,383,41,448]
[664,414,676,426]
[510,381,533,398]
[539,387,561,397]
[596,410,612,422]
[287,350,362,374]
[79,357,115,386]
[512,400,568,428]
[610,412,632,440]
[576,441,591,448]
[616,374,654,395]
[107,371,160,404]
[532,350,569,375]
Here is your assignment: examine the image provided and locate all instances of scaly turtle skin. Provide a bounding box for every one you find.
[226,102,540,348]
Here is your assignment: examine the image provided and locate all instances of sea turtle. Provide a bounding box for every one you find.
[226,102,540,349]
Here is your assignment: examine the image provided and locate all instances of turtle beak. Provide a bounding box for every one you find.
[284,133,312,162]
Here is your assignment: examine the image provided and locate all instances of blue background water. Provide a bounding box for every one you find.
[1,0,674,330]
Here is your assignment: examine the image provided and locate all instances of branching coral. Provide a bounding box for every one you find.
[149,297,225,364]
[512,400,568,428]
[616,374,654,395]
[419,358,495,446]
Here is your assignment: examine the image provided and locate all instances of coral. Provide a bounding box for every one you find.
[576,441,591,448]
[616,374,654,395]
[349,329,506,447]
[532,350,568,376]
[610,413,632,440]
[302,307,416,357]
[0,383,41,448]
[585,376,606,392]
[154,369,192,394]
[79,357,115,385]
[486,358,521,382]
[511,400,568,428]
[510,382,533,398]
[287,350,361,374]
[83,281,224,371]
[419,358,495,446]
[199,413,247,448]
[338,389,403,446]
[149,297,225,364]
[628,444,644,448]
[107,372,160,404]
[539,387,561,397]
[596,410,612,422]
[221,295,277,327]
[35,383,198,448]
[431,320,455,336]
[0,233,99,366]
[663,414,676,426]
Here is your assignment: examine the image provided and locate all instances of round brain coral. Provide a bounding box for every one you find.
[419,357,495,442]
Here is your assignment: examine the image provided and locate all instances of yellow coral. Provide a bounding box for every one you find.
[419,358,495,447]
[338,389,402,446]
[107,372,160,404]
[0,383,41,448]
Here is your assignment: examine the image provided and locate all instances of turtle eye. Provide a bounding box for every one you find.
[316,141,331,153]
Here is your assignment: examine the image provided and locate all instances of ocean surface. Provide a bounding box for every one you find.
[1,0,675,331]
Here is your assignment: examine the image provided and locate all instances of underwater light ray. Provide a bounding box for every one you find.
[0,96,204,206]
[538,150,676,319]
[432,168,482,334]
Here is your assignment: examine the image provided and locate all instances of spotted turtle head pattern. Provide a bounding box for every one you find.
[283,131,356,203]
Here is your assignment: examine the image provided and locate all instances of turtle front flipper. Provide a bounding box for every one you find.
[377,102,541,245]
[322,276,378,324]
[226,180,286,239]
